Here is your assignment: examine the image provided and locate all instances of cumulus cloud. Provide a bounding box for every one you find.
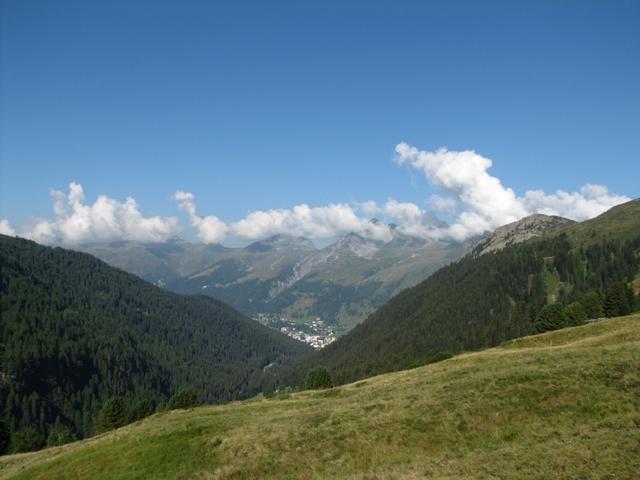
[429,194,457,212]
[172,147,630,245]
[522,184,630,221]
[6,145,630,246]
[20,183,181,244]
[395,143,631,241]
[354,198,445,239]
[358,200,381,217]
[0,219,16,236]
[175,193,394,243]
[382,199,423,224]
[174,191,228,244]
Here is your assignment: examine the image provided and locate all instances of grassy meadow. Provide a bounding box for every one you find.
[1,314,639,479]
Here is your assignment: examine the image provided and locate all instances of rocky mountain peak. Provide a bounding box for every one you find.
[331,232,380,259]
[245,234,316,253]
[468,214,575,257]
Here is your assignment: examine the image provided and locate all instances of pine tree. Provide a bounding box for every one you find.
[579,291,604,319]
[9,426,45,453]
[127,399,155,423]
[604,283,631,317]
[627,285,638,312]
[534,304,567,333]
[46,419,77,447]
[0,421,9,455]
[564,302,587,326]
[167,389,201,410]
[94,398,128,433]
[304,366,333,390]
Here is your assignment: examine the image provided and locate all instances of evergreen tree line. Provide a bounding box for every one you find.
[0,235,312,454]
[0,387,203,454]
[534,281,637,332]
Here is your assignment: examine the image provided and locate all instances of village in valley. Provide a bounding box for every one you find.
[253,313,341,349]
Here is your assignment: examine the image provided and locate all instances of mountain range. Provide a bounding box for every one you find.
[78,214,581,342]
[77,226,468,334]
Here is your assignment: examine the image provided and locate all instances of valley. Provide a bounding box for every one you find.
[77,214,573,339]
[79,230,467,336]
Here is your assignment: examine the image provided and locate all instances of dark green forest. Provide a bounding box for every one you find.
[305,202,640,385]
[0,235,312,452]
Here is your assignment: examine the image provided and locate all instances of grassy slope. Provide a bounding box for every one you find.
[555,198,640,244]
[2,314,639,480]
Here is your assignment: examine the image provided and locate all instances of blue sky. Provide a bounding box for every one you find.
[1,0,638,245]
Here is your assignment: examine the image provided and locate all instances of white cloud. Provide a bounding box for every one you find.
[395,143,527,230]
[0,219,16,236]
[358,200,381,217]
[522,184,629,221]
[395,143,631,240]
[173,194,397,243]
[174,191,228,244]
[6,146,630,246]
[382,199,423,224]
[20,183,180,244]
[230,202,393,242]
[429,194,457,212]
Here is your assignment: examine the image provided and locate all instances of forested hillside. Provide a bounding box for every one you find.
[308,200,640,384]
[0,235,312,451]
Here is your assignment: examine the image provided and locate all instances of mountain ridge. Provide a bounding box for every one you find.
[468,213,575,257]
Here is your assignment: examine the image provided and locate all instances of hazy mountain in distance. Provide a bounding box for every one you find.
[78,236,231,287]
[77,227,467,333]
[267,230,467,330]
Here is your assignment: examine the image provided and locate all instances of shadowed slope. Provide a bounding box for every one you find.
[0,235,312,440]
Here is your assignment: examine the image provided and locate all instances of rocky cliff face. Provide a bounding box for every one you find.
[468,214,575,257]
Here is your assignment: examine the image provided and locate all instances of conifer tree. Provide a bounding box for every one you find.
[9,426,45,453]
[604,283,631,317]
[535,303,567,332]
[564,302,587,326]
[304,366,333,390]
[167,389,201,410]
[46,419,77,447]
[579,291,604,319]
[94,398,128,433]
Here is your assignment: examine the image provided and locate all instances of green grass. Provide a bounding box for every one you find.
[2,314,640,479]
[555,198,640,245]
